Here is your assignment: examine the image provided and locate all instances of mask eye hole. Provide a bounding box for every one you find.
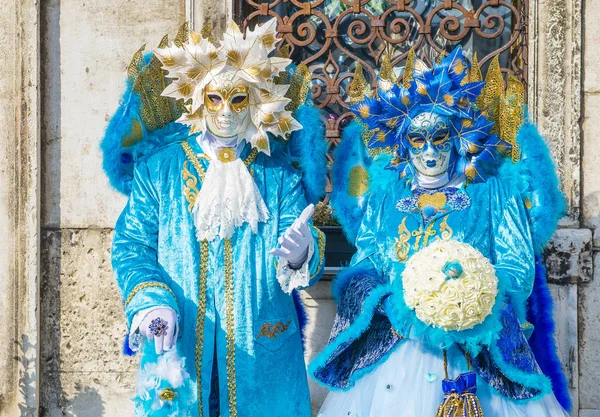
[433,133,449,144]
[408,136,425,146]
[208,94,223,104]
[231,94,247,104]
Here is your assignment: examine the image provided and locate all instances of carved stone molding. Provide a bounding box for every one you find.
[0,1,41,416]
[528,0,582,227]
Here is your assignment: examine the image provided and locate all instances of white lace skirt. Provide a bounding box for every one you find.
[317,339,570,417]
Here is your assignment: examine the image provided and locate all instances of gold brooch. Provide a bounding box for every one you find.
[217,147,236,163]
[159,388,178,402]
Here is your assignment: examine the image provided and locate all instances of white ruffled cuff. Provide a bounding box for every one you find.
[276,237,315,294]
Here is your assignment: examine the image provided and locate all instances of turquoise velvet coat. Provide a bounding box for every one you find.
[310,173,542,394]
[357,175,535,321]
[112,138,325,417]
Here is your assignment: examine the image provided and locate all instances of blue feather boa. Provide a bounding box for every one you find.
[288,104,328,204]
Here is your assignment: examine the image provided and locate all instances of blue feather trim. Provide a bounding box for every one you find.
[527,258,572,410]
[499,120,567,252]
[122,333,136,357]
[288,104,328,204]
[330,121,372,243]
[292,289,309,351]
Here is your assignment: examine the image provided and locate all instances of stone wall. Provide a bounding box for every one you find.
[0,0,598,416]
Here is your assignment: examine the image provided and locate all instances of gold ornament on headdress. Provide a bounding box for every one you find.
[473,55,524,162]
[348,62,373,105]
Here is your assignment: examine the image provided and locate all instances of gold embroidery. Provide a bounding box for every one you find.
[439,216,453,240]
[256,320,292,339]
[224,239,238,416]
[412,226,423,252]
[195,240,209,417]
[394,218,411,262]
[182,161,199,212]
[422,221,437,247]
[181,141,206,181]
[125,282,176,306]
[417,193,447,211]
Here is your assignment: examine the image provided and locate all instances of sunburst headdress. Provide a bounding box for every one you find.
[153,18,302,155]
[350,47,523,183]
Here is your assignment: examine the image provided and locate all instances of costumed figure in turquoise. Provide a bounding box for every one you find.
[102,19,328,417]
[309,48,571,417]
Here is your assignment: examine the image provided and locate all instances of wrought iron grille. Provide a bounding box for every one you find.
[236,0,527,212]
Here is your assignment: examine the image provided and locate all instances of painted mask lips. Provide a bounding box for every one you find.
[426,160,437,168]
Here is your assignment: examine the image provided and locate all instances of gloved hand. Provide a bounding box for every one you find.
[270,204,315,268]
[134,307,178,355]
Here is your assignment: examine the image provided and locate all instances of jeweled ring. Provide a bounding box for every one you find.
[148,317,169,337]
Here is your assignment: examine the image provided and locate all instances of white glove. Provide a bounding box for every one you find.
[270,204,315,268]
[132,307,178,355]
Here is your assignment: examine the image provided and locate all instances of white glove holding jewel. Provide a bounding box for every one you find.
[270,204,315,268]
[131,306,178,355]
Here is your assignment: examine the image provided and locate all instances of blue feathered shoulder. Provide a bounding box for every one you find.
[287,103,328,204]
[330,120,397,244]
[498,118,567,253]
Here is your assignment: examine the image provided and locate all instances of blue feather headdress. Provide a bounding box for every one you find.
[349,47,514,184]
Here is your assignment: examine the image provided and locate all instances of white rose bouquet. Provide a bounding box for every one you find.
[402,239,499,332]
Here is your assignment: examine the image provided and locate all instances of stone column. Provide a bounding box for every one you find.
[0,1,41,416]
[529,0,587,415]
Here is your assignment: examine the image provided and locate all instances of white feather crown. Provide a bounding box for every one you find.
[153,18,302,155]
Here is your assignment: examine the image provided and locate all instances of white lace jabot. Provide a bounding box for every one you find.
[192,133,270,242]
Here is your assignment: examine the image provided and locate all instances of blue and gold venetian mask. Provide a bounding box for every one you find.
[406,112,455,177]
[349,47,513,184]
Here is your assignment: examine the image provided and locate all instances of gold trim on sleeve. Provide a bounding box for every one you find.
[195,240,209,417]
[224,239,238,416]
[310,226,326,279]
[125,282,176,306]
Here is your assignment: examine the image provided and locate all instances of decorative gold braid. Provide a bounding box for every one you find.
[181,141,207,180]
[244,148,259,167]
[224,239,238,416]
[310,226,326,279]
[195,240,209,417]
[125,282,176,306]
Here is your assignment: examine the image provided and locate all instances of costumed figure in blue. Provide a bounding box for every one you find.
[102,19,328,417]
[309,48,571,417]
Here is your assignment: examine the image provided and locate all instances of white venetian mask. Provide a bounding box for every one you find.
[203,75,250,139]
